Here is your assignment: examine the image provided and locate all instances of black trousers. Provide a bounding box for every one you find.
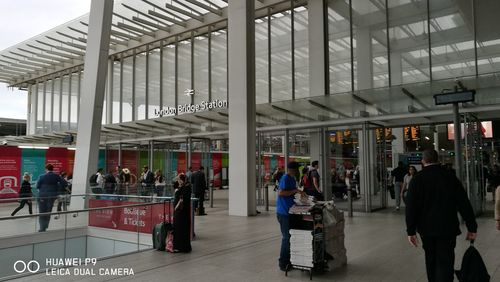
[421,236,456,282]
[12,199,33,216]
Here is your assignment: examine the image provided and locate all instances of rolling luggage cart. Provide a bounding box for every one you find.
[286,204,326,280]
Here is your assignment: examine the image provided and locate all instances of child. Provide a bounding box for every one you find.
[11,173,33,216]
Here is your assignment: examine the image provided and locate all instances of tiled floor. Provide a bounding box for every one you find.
[7,192,500,282]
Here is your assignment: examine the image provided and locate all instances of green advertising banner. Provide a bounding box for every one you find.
[98,149,106,171]
[222,153,229,168]
[21,149,46,196]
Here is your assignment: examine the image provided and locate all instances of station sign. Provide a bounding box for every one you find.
[154,99,228,118]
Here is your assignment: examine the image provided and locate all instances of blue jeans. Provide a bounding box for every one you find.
[38,197,55,231]
[277,214,291,268]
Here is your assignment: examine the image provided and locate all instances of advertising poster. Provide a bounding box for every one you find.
[122,150,138,185]
[212,153,222,187]
[222,153,228,168]
[270,155,277,171]
[67,149,75,176]
[106,150,119,174]
[89,200,174,233]
[263,156,271,173]
[21,149,46,193]
[170,152,178,176]
[191,152,201,170]
[98,149,106,172]
[0,146,22,199]
[278,156,285,169]
[153,151,164,174]
[177,152,186,173]
[45,147,68,174]
[139,150,148,170]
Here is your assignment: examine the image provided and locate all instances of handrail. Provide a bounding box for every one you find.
[0,194,199,221]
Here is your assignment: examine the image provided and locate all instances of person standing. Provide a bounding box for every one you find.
[495,186,500,231]
[401,166,417,205]
[56,172,70,214]
[191,166,208,216]
[154,169,165,197]
[391,161,406,211]
[186,166,193,183]
[36,164,64,232]
[276,161,304,271]
[405,149,477,282]
[305,160,323,201]
[173,173,192,252]
[140,165,154,197]
[11,173,33,216]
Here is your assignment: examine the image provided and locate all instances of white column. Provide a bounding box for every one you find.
[308,0,327,96]
[106,59,113,125]
[356,28,373,90]
[72,0,114,209]
[392,127,405,168]
[228,0,256,216]
[390,52,403,86]
[308,0,331,199]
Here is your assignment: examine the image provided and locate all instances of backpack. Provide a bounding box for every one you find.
[455,243,490,282]
[89,174,98,185]
[301,174,311,189]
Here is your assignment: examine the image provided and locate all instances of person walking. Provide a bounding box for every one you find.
[36,164,64,232]
[56,172,70,213]
[405,149,477,282]
[191,166,208,216]
[401,166,417,205]
[140,165,154,197]
[173,173,192,252]
[154,169,165,197]
[391,161,406,211]
[276,161,305,271]
[11,173,33,216]
[186,166,193,183]
[495,185,500,231]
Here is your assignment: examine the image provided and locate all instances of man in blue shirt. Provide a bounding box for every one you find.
[36,164,64,232]
[276,161,304,271]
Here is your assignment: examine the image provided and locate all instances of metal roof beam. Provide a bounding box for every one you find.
[35,40,85,56]
[184,0,223,16]
[122,3,171,27]
[142,0,187,26]
[164,3,204,22]
[2,55,51,69]
[56,31,87,44]
[0,59,43,72]
[112,23,145,38]
[131,16,171,33]
[113,12,156,32]
[116,22,156,37]
[25,45,79,61]
[45,36,86,50]
[9,51,61,66]
[148,10,187,27]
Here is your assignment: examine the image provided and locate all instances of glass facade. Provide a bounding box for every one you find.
[25,1,500,135]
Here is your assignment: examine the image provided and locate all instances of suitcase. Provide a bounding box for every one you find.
[152,200,172,251]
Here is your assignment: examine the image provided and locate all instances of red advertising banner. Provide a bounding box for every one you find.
[106,150,119,174]
[122,150,138,185]
[278,156,285,169]
[45,147,68,174]
[0,146,21,199]
[263,156,271,173]
[177,152,186,173]
[88,199,194,237]
[212,153,222,187]
[88,200,173,233]
[67,150,75,177]
[191,152,201,171]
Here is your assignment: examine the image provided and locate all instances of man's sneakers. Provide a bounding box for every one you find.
[394,206,400,212]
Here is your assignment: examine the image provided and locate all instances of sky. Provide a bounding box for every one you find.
[0,0,92,120]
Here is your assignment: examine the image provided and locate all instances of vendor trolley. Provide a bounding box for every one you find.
[286,204,327,280]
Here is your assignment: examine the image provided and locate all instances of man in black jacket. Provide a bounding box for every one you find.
[191,166,208,215]
[405,149,477,282]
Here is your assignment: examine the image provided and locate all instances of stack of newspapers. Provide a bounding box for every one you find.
[290,229,314,268]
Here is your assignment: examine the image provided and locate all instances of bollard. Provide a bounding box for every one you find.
[264,185,269,211]
[210,185,214,208]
